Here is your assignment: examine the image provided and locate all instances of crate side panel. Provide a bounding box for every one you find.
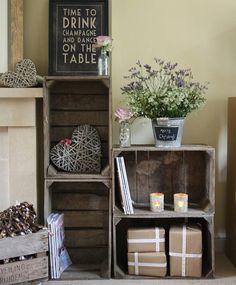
[0,230,48,260]
[0,256,48,285]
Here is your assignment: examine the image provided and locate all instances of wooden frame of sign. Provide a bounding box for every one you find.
[9,0,23,70]
[49,0,108,75]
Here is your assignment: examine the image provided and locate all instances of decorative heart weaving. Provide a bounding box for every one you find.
[1,59,37,88]
[50,125,101,173]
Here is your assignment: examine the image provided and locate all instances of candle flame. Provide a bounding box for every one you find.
[177,201,184,208]
[154,201,161,207]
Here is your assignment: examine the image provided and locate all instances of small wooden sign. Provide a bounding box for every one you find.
[49,0,108,75]
[154,126,179,141]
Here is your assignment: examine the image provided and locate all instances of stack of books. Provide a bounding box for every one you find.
[115,156,134,214]
[47,213,72,279]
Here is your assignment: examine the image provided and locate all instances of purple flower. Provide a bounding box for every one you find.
[176,77,185,87]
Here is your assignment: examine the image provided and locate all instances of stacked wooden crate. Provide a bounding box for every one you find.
[112,145,215,279]
[43,76,112,280]
[0,230,48,285]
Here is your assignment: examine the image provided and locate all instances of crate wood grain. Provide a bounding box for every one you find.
[112,145,215,214]
[0,230,48,260]
[0,230,48,285]
[226,97,236,266]
[44,180,111,279]
[113,216,214,279]
[0,256,48,285]
[43,76,112,179]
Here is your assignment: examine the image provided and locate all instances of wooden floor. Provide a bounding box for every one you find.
[44,254,236,284]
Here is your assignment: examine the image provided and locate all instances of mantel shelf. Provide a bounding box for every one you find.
[0,87,43,98]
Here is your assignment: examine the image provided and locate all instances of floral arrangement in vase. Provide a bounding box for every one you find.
[95,36,112,76]
[121,58,208,147]
[114,107,133,147]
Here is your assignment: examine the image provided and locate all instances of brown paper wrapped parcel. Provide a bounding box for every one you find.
[128,252,167,277]
[127,227,165,253]
[169,224,202,277]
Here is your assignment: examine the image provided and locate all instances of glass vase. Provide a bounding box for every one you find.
[119,121,131,147]
[98,48,109,76]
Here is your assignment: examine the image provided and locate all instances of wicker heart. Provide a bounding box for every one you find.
[50,125,101,173]
[1,59,37,88]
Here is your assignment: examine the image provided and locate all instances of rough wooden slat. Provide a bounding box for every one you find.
[50,181,109,193]
[50,126,108,142]
[113,145,214,152]
[114,206,213,218]
[50,94,108,111]
[0,230,48,260]
[52,193,108,210]
[50,110,108,126]
[65,229,108,247]
[48,80,108,94]
[62,211,108,228]
[47,165,111,179]
[67,247,107,264]
[0,256,48,285]
[9,0,23,70]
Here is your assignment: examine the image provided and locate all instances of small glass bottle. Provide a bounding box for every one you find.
[119,121,131,147]
[98,48,109,76]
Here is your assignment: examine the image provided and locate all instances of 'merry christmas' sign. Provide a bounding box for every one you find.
[49,0,108,75]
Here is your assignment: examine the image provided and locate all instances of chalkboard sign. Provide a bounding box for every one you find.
[154,126,179,141]
[49,0,108,75]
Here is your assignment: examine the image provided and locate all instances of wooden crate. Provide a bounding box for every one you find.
[0,229,48,285]
[112,145,215,279]
[44,180,111,279]
[112,145,215,216]
[43,76,112,179]
[226,97,236,266]
[113,216,214,279]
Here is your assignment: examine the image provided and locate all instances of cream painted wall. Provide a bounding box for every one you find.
[23,0,236,237]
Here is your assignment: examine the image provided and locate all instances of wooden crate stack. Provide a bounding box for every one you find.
[43,76,112,280]
[112,145,215,279]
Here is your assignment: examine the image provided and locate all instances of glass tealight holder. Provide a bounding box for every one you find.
[150,193,164,212]
[174,193,188,212]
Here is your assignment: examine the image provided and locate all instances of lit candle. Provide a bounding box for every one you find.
[150,193,164,212]
[174,193,188,212]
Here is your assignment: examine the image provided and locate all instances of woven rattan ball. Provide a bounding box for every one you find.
[50,125,101,173]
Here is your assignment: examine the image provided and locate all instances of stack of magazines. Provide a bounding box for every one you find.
[47,213,72,279]
[115,156,134,214]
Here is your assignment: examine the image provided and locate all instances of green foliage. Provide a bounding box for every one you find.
[121,59,208,119]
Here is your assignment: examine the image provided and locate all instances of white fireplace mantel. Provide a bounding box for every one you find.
[0,87,43,211]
